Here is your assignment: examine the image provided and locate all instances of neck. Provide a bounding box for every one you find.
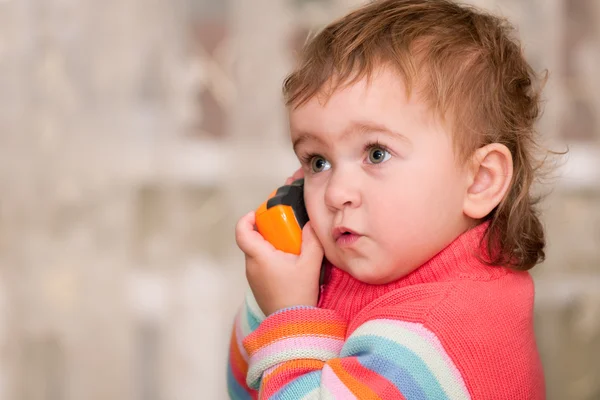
[317,222,508,320]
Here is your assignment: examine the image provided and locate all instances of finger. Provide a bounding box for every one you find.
[284,167,304,186]
[235,212,274,257]
[291,167,304,181]
[299,222,324,267]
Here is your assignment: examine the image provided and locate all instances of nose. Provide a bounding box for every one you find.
[324,168,362,211]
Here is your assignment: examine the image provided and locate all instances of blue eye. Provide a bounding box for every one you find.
[367,147,391,164]
[311,157,331,173]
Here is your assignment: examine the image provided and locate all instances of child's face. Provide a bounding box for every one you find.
[289,67,474,284]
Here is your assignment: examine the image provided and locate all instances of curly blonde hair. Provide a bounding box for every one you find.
[283,0,549,270]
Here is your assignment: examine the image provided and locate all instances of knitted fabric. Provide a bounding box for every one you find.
[227,223,545,399]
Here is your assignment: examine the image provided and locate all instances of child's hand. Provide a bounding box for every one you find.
[235,211,323,317]
[284,167,304,185]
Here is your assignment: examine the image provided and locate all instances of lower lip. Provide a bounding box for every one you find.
[336,233,361,247]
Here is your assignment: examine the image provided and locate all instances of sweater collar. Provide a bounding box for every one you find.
[317,222,508,317]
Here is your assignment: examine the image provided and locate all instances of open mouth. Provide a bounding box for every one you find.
[336,231,360,247]
[333,227,355,240]
[332,226,361,247]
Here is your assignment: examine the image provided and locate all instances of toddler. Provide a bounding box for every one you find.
[228,0,547,398]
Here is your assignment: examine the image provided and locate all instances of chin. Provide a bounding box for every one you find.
[345,264,396,285]
[362,273,400,285]
[358,275,388,285]
[351,260,416,285]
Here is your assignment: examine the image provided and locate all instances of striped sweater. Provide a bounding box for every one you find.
[227,223,545,399]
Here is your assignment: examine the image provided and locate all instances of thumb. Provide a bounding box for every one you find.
[299,222,324,266]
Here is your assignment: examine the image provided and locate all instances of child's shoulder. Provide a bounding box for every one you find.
[434,269,535,323]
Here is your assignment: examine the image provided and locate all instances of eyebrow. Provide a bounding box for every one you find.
[292,120,411,153]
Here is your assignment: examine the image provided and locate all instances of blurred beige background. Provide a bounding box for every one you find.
[0,0,598,399]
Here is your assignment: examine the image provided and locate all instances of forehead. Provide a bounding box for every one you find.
[289,68,434,139]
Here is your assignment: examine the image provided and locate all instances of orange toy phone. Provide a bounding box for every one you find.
[255,178,308,255]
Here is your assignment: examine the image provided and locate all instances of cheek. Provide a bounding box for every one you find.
[413,142,464,196]
[303,187,319,221]
[374,161,464,229]
[426,169,465,215]
[369,186,416,230]
[304,189,330,238]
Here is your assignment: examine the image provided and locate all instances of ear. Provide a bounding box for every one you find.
[463,143,513,219]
